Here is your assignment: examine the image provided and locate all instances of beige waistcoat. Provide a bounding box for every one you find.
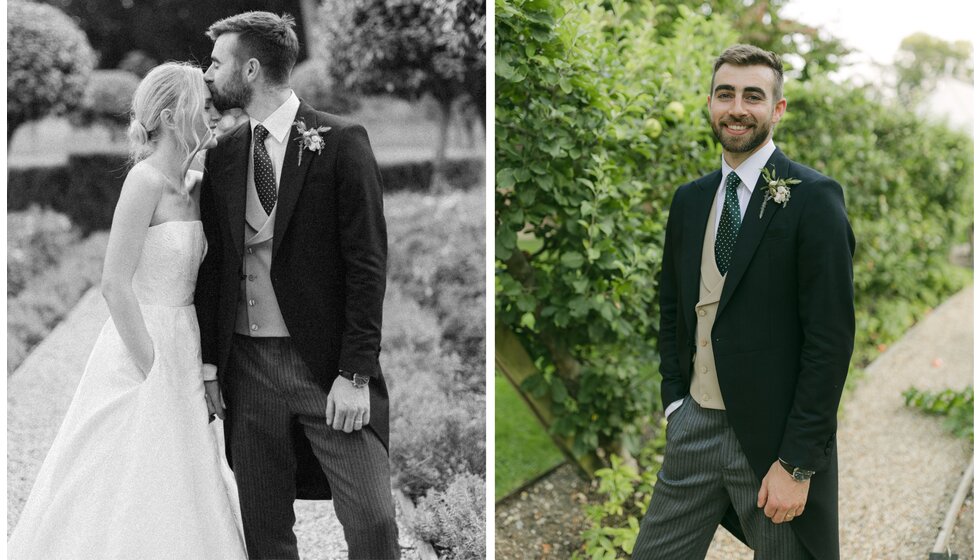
[691,200,727,410]
[234,181,290,337]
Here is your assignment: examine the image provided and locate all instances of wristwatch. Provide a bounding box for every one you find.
[338,369,369,389]
[778,458,815,482]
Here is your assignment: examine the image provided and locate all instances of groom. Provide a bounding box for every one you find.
[194,11,399,559]
[632,45,854,559]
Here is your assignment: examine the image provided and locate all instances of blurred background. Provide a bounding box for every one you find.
[7,1,485,558]
[495,0,973,558]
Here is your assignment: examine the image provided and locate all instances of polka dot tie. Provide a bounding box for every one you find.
[253,124,277,215]
[715,171,742,275]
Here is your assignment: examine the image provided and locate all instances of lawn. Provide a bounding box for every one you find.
[495,371,564,501]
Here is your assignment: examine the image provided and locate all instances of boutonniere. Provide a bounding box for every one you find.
[758,166,801,218]
[293,118,331,166]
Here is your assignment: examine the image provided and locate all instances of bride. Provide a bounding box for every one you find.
[8,62,248,559]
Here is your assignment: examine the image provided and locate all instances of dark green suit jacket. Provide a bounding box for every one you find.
[658,147,855,560]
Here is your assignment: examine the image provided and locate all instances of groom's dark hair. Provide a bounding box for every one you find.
[711,44,784,100]
[206,11,299,86]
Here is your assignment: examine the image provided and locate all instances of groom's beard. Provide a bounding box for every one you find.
[208,74,252,112]
[711,115,772,155]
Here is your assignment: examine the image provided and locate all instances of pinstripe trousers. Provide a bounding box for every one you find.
[224,334,399,560]
[633,397,812,560]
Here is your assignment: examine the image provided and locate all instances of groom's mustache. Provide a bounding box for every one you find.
[721,117,755,126]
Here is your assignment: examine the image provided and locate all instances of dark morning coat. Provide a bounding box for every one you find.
[658,147,855,560]
[194,101,389,500]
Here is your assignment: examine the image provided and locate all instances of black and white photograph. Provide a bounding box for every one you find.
[7,1,486,559]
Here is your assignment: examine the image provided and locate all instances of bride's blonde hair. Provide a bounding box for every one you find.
[127,62,210,195]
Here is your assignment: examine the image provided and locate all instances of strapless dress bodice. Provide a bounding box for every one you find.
[132,220,206,307]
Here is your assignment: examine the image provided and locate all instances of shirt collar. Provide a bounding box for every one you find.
[720,139,777,193]
[249,91,300,143]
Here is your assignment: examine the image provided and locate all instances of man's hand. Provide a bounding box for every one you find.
[757,460,809,524]
[204,380,225,422]
[326,375,370,432]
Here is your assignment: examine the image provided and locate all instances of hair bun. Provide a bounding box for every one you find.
[128,119,149,145]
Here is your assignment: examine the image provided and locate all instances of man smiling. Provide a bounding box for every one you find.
[632,45,855,560]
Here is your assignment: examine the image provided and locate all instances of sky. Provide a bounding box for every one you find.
[781,0,976,68]
[781,0,975,134]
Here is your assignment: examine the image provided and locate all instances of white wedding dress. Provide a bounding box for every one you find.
[7,220,247,560]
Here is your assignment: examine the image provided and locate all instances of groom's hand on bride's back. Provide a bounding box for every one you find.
[325,376,370,433]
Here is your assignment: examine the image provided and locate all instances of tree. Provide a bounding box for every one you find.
[646,0,851,80]
[7,0,96,142]
[894,32,973,104]
[320,0,486,190]
[37,0,308,69]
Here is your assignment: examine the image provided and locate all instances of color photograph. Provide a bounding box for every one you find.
[495,1,973,558]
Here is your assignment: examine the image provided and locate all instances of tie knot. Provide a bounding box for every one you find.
[254,124,269,142]
[726,171,741,190]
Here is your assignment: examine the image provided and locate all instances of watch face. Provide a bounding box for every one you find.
[792,469,814,482]
[352,374,369,388]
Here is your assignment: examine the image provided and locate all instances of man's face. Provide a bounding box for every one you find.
[204,33,252,112]
[707,63,786,157]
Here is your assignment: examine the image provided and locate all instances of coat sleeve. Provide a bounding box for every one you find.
[195,148,223,370]
[334,124,388,378]
[779,179,855,472]
[658,187,689,410]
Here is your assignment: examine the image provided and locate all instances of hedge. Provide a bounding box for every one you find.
[8,155,484,232]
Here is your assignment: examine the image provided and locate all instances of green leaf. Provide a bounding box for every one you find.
[561,251,585,268]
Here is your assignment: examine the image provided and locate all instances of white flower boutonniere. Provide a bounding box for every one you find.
[293,119,332,166]
[759,166,801,218]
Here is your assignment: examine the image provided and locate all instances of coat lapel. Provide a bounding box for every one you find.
[716,148,789,319]
[218,123,250,258]
[681,170,721,341]
[273,102,318,257]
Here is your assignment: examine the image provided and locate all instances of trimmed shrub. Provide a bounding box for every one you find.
[72,69,142,131]
[7,206,81,297]
[7,166,73,219]
[381,157,484,192]
[411,472,486,560]
[7,1,96,138]
[7,157,484,231]
[65,153,131,233]
[292,59,361,115]
[7,232,109,374]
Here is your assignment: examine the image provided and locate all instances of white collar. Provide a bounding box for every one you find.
[249,91,300,143]
[720,139,777,192]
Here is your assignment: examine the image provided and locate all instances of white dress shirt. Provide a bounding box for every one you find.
[665,140,778,421]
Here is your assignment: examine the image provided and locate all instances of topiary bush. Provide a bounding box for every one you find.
[7,0,96,140]
[291,59,361,115]
[72,69,142,132]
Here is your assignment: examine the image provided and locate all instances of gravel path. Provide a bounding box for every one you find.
[708,286,974,559]
[495,286,973,559]
[7,288,427,559]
